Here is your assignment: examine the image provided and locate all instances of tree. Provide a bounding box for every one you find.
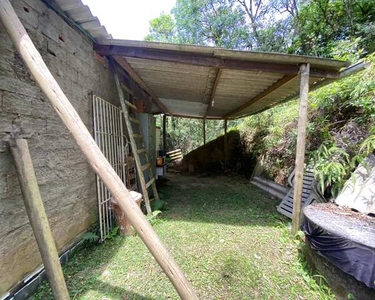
[172,0,250,49]
[291,0,375,56]
[145,12,177,43]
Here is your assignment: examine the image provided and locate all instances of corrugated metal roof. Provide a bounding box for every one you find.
[53,0,112,40]
[52,0,354,119]
[94,39,351,119]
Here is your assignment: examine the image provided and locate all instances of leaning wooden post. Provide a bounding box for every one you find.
[224,119,228,164]
[0,2,198,299]
[203,119,206,145]
[291,63,310,235]
[163,114,167,153]
[10,139,70,300]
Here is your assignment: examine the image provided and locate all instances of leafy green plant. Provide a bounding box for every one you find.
[151,199,167,211]
[312,144,352,196]
[82,231,99,243]
[105,226,119,240]
[146,210,162,225]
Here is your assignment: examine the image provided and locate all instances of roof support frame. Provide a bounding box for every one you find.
[113,55,170,115]
[204,68,222,118]
[94,44,341,79]
[225,74,297,118]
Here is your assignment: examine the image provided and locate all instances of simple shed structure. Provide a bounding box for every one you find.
[0,0,366,299]
[93,40,350,119]
[92,39,357,234]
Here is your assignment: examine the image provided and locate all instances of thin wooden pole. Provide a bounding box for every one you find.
[163,114,167,153]
[224,119,228,164]
[292,63,310,235]
[203,119,206,145]
[9,139,70,300]
[0,2,198,299]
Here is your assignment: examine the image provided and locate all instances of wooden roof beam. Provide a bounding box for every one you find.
[225,74,297,118]
[113,55,170,115]
[204,68,222,119]
[94,44,341,79]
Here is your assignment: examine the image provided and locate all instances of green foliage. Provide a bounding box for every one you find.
[82,231,99,243]
[234,54,375,188]
[312,144,351,196]
[146,210,163,225]
[146,0,375,57]
[292,0,375,56]
[144,12,177,43]
[105,226,119,240]
[151,199,167,211]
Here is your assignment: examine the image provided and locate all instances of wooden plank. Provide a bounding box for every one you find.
[146,177,155,189]
[113,55,170,114]
[166,113,222,120]
[167,149,182,155]
[129,116,139,124]
[137,148,146,154]
[292,64,310,235]
[94,44,340,78]
[225,74,296,118]
[224,119,228,164]
[125,100,137,110]
[204,68,222,118]
[120,82,133,95]
[203,119,206,145]
[163,114,167,153]
[141,163,151,172]
[9,139,70,300]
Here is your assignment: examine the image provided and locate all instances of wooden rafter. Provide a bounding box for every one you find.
[166,113,222,120]
[225,74,297,118]
[94,44,341,79]
[204,68,222,118]
[113,55,170,115]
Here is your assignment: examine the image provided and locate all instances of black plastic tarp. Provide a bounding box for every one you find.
[303,217,375,290]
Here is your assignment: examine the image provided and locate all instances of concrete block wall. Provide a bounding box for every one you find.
[0,0,120,295]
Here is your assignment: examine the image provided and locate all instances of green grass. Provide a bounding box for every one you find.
[31,174,334,300]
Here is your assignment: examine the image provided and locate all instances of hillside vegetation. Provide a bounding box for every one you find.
[237,54,375,194]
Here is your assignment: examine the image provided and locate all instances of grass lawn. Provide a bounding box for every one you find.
[32,174,334,300]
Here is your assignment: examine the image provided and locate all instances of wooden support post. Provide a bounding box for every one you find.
[203,119,206,145]
[10,139,70,300]
[292,63,310,235]
[224,119,228,163]
[163,114,167,153]
[0,2,198,299]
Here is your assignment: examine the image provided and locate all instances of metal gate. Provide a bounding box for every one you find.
[92,95,128,241]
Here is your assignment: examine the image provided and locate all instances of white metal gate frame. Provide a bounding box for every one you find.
[92,95,127,241]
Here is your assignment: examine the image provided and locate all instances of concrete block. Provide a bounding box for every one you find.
[0,75,42,99]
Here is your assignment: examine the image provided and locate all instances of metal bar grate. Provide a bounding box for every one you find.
[92,95,127,241]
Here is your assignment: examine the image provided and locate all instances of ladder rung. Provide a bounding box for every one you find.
[133,134,143,139]
[120,83,133,95]
[125,100,137,110]
[137,148,146,154]
[141,163,151,172]
[146,177,155,189]
[129,117,139,124]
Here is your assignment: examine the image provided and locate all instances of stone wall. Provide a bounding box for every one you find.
[0,0,120,294]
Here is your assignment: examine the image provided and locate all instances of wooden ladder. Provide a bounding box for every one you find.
[114,72,159,214]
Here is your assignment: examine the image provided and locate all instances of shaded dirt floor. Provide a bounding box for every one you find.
[31,173,334,299]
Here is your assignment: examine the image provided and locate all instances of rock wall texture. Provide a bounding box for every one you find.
[0,0,120,294]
